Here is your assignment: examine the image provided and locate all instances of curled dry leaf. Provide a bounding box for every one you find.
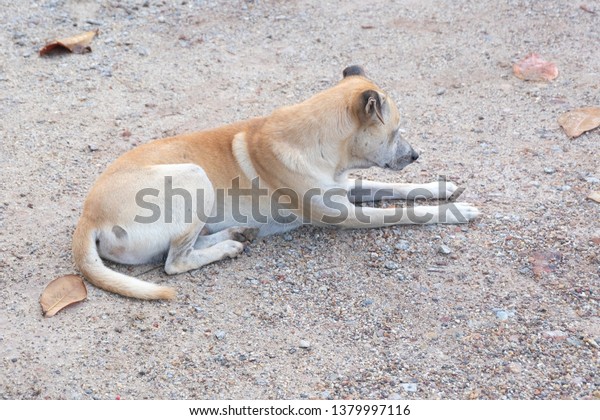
[40,275,87,317]
[39,29,99,56]
[588,191,600,203]
[558,107,600,138]
[513,53,558,82]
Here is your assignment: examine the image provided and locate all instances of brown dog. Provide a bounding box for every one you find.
[72,66,479,300]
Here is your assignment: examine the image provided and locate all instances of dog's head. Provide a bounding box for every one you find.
[341,65,419,171]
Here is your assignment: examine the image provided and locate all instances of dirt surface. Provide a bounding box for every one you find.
[1,0,599,400]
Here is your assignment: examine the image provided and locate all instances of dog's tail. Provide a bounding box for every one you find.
[72,217,176,300]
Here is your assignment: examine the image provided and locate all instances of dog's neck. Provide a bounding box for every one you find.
[265,103,357,186]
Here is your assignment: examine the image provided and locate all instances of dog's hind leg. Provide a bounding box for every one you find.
[164,229,244,275]
[193,226,259,249]
[145,165,247,274]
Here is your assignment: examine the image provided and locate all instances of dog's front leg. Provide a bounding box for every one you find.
[310,198,479,227]
[347,179,459,202]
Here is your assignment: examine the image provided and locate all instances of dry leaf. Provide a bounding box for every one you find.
[588,191,600,203]
[40,275,87,317]
[558,107,600,138]
[39,29,99,56]
[513,53,558,82]
[529,251,561,278]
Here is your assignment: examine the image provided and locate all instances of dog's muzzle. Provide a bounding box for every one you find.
[385,145,419,170]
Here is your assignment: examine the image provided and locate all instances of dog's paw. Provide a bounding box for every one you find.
[441,202,480,223]
[228,227,259,243]
[219,240,245,258]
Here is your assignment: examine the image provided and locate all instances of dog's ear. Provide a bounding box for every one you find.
[360,90,385,125]
[343,65,365,78]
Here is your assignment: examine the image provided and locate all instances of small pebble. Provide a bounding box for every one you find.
[400,383,418,392]
[492,308,515,320]
[384,260,399,270]
[214,330,226,340]
[567,337,584,347]
[506,362,522,374]
[246,277,259,285]
[436,88,447,96]
[299,340,311,349]
[362,298,374,306]
[395,240,410,251]
[438,245,452,255]
[543,330,568,340]
[495,311,509,320]
[283,234,293,241]
[544,167,556,174]
[137,47,150,57]
[328,373,341,381]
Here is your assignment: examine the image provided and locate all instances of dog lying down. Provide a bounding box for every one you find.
[72,65,480,300]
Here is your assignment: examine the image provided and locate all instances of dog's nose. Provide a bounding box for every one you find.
[411,150,420,161]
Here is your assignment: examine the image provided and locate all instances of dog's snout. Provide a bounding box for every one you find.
[411,150,419,161]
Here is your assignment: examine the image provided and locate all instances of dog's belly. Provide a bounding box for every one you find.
[205,218,302,237]
[204,197,303,237]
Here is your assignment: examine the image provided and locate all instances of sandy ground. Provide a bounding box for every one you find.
[0,0,599,400]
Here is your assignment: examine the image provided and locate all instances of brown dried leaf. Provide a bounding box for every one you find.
[529,251,561,278]
[513,53,558,82]
[40,275,87,317]
[558,107,600,138]
[39,29,99,56]
[588,191,600,203]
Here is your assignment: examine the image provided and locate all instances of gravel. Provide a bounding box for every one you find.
[0,0,598,401]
